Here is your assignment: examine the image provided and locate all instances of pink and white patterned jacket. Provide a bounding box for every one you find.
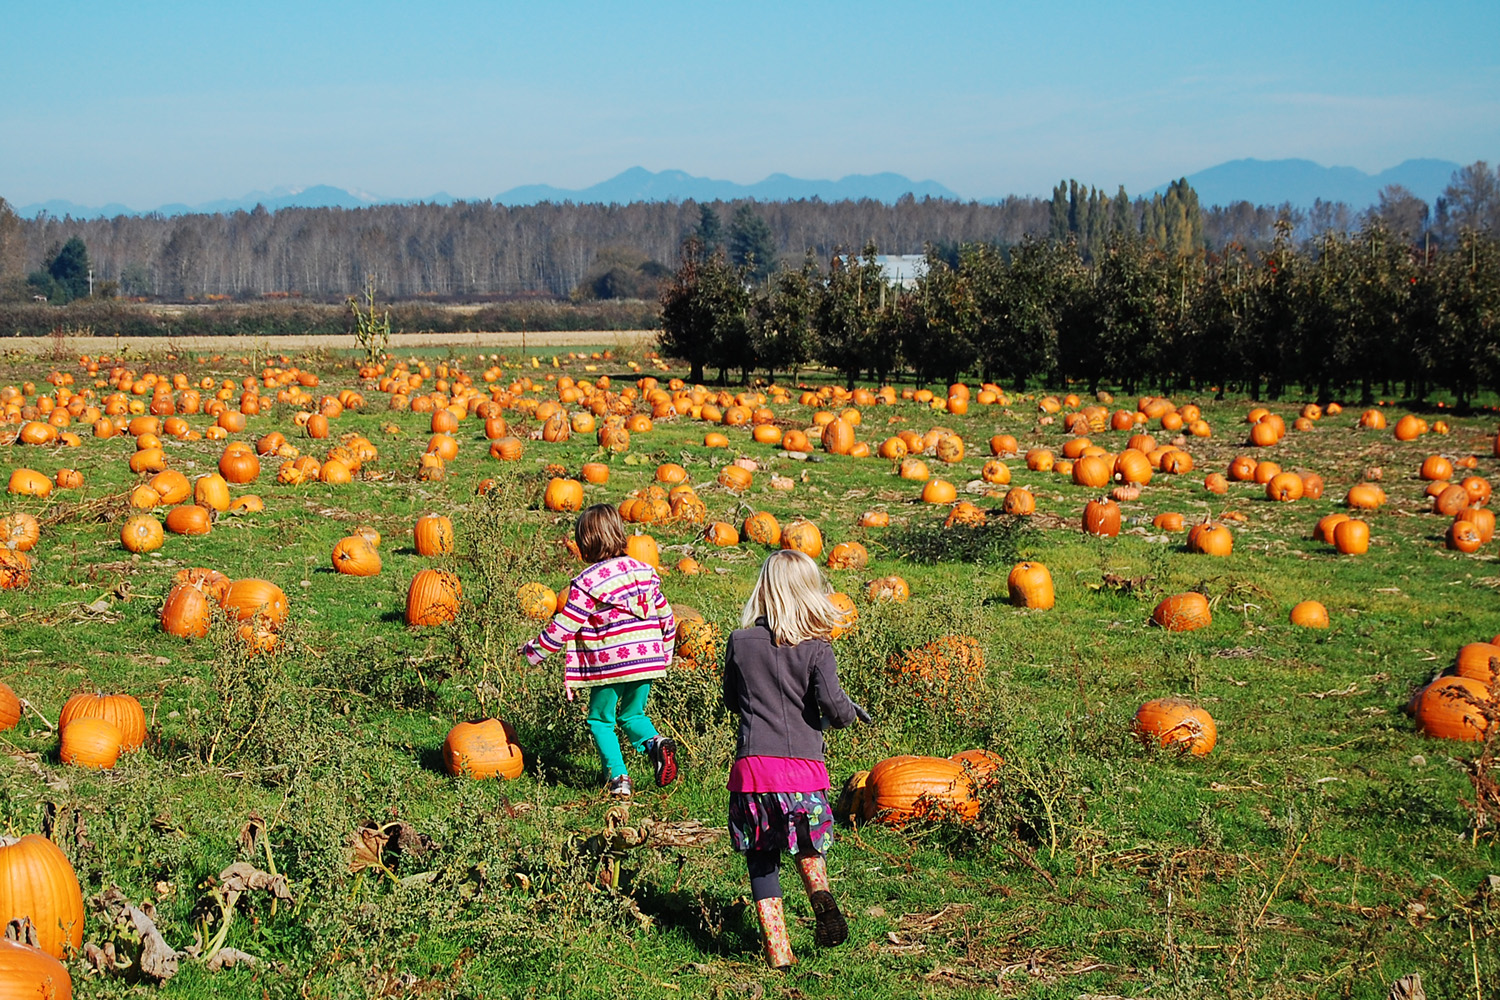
[521,556,676,698]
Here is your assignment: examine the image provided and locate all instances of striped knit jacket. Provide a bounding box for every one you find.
[521,556,676,697]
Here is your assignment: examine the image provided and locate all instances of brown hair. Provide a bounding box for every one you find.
[575,503,627,563]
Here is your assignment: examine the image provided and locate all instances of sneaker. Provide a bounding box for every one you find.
[605,774,632,798]
[809,890,848,947]
[646,736,678,787]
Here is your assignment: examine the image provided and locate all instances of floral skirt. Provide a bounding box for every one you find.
[728,790,833,855]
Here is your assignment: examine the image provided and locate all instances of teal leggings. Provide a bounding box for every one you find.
[585,680,660,778]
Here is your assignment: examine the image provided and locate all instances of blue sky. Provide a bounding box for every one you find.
[3,1,1496,208]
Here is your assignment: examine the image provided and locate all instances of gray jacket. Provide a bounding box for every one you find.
[722,620,859,760]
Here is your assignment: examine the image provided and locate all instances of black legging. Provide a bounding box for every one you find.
[745,814,817,901]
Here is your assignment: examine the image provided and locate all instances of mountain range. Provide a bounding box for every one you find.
[14,160,1466,220]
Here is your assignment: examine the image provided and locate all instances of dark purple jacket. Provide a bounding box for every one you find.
[722,619,859,760]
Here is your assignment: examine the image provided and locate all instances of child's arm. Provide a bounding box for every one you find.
[652,581,676,663]
[811,642,859,730]
[721,636,742,715]
[520,582,589,664]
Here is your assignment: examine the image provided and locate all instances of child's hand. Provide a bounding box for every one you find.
[852,702,873,724]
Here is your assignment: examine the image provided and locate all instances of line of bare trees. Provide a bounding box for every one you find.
[0,161,1493,306]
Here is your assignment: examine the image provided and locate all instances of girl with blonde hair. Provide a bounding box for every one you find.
[722,549,869,969]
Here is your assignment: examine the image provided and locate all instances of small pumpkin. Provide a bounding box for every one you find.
[866,575,910,603]
[442,719,523,779]
[742,511,782,545]
[1006,561,1054,609]
[705,522,740,547]
[164,504,212,536]
[120,515,164,553]
[516,582,557,621]
[0,681,21,732]
[1152,592,1211,632]
[331,536,382,576]
[826,541,869,570]
[780,520,824,559]
[1332,518,1370,555]
[1187,521,1233,556]
[1134,698,1217,755]
[1002,487,1035,516]
[58,717,123,769]
[1289,600,1330,629]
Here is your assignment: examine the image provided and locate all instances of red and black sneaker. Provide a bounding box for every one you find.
[647,736,678,787]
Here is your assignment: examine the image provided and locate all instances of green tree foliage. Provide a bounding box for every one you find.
[894,249,980,385]
[693,205,723,254]
[814,243,897,388]
[752,253,820,379]
[727,205,777,282]
[28,236,92,303]
[657,238,751,384]
[571,248,670,301]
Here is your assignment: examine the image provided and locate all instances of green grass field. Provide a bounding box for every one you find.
[2,344,1499,999]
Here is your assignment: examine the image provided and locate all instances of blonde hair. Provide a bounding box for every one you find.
[575,504,627,563]
[742,550,844,645]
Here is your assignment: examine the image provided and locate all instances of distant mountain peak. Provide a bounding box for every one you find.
[493,167,961,206]
[1157,157,1460,209]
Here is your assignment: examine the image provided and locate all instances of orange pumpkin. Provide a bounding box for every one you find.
[161,583,212,637]
[866,575,910,603]
[120,515,164,553]
[543,478,585,513]
[414,514,455,556]
[1187,521,1233,556]
[442,719,524,779]
[1134,698,1217,755]
[1152,592,1211,631]
[1415,676,1490,741]
[742,511,782,546]
[780,520,823,559]
[0,834,86,958]
[1006,561,1054,609]
[332,536,382,576]
[1082,498,1121,537]
[1289,600,1330,629]
[164,504,212,536]
[406,569,463,627]
[59,692,146,751]
[1333,518,1370,554]
[221,578,289,625]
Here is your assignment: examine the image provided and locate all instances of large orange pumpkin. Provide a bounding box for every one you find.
[1416,676,1490,741]
[0,834,86,958]
[407,569,463,627]
[855,756,979,825]
[414,514,455,556]
[59,692,147,752]
[0,925,72,997]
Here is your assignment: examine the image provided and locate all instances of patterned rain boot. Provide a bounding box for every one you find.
[796,853,848,947]
[755,896,796,970]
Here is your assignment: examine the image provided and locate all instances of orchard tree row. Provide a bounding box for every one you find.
[658,221,1500,405]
